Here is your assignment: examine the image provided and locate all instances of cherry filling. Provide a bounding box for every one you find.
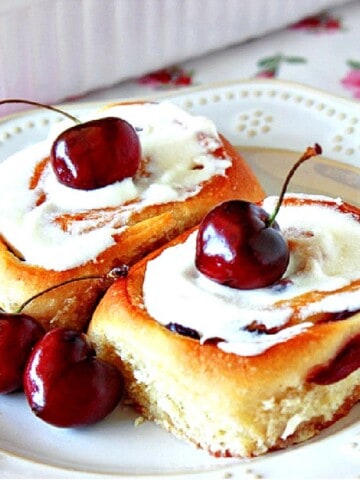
[307,332,360,385]
[166,323,200,340]
[165,308,360,359]
[165,323,224,345]
[321,308,360,322]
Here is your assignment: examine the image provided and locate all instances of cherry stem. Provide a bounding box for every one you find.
[0,98,80,124]
[266,143,322,227]
[15,266,129,314]
[15,275,104,313]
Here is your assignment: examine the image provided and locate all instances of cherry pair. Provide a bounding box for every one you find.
[0,313,123,428]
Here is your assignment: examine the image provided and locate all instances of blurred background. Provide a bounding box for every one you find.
[0,0,358,115]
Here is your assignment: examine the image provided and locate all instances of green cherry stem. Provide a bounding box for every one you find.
[266,143,322,227]
[0,98,80,124]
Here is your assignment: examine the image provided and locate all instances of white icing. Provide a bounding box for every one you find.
[281,414,305,440]
[143,195,360,356]
[0,101,231,270]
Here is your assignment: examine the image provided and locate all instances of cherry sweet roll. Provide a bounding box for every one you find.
[88,193,360,457]
[0,101,264,330]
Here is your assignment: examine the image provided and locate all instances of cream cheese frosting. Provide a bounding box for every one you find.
[143,194,360,356]
[0,101,231,270]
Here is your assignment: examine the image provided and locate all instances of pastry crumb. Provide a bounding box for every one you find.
[134,415,146,427]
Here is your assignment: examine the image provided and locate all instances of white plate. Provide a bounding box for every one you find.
[0,79,359,479]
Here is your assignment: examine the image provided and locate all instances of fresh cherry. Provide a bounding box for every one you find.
[195,200,289,289]
[23,328,124,427]
[0,313,44,394]
[50,117,141,190]
[195,144,322,289]
[0,98,142,191]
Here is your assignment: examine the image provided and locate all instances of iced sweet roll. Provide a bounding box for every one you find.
[0,101,264,330]
[88,193,360,457]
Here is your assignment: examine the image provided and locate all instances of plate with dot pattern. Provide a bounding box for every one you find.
[0,79,359,479]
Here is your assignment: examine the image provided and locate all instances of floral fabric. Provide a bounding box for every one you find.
[81,0,360,103]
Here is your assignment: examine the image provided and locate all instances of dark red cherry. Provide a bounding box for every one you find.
[0,98,142,190]
[195,200,290,289]
[195,144,323,290]
[50,117,141,190]
[23,328,124,427]
[0,313,44,394]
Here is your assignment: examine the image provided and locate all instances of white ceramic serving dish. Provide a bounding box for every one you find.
[0,79,359,479]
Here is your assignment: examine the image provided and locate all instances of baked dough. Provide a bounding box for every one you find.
[88,194,360,457]
[0,101,264,330]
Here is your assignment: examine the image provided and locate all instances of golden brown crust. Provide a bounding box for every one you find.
[0,122,264,330]
[88,226,360,458]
